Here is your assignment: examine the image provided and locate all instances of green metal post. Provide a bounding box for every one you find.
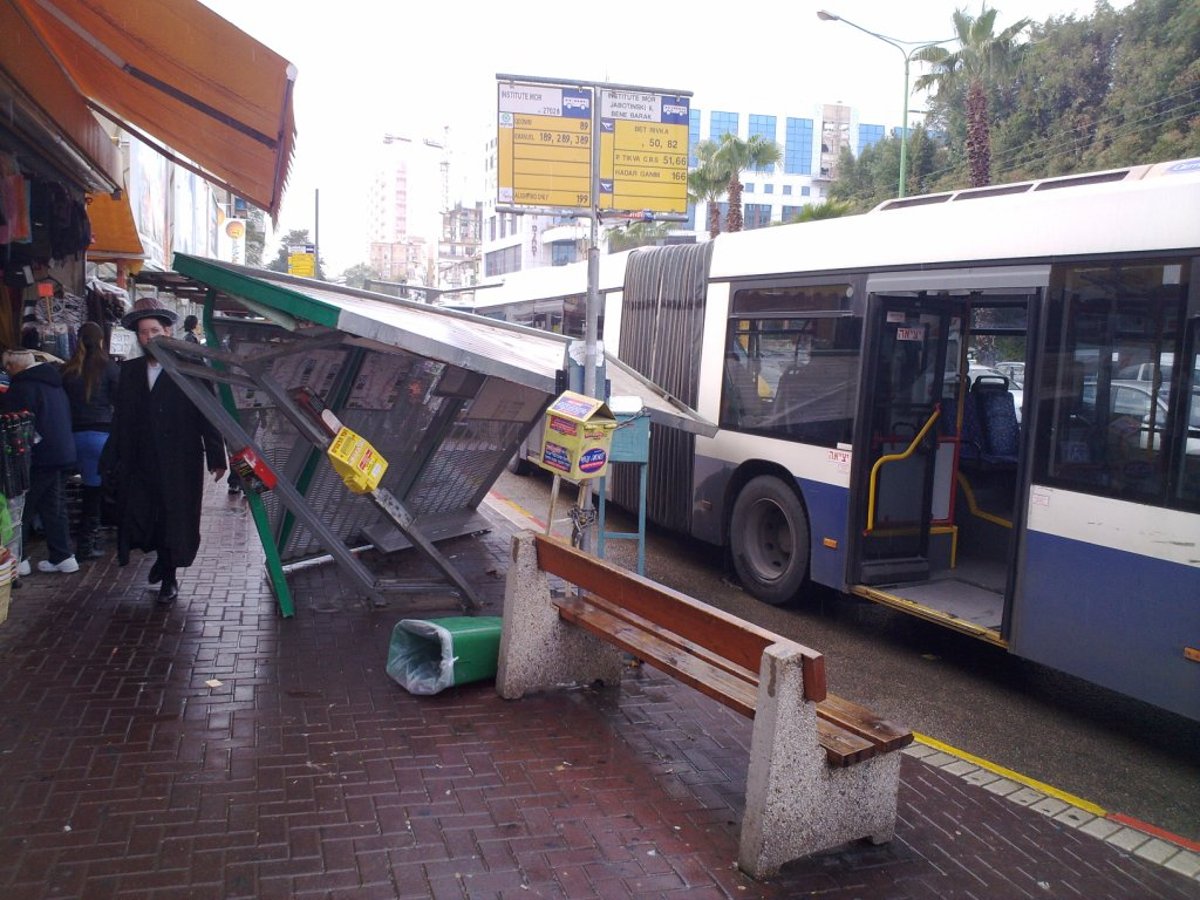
[202,293,294,617]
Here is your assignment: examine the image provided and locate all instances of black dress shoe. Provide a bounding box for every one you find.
[157,580,178,604]
[148,559,163,584]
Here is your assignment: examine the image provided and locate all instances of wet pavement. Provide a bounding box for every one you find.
[0,482,1197,898]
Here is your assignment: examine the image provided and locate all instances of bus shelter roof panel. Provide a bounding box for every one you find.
[172,254,567,391]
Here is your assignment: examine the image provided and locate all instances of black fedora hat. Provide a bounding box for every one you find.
[121,297,178,330]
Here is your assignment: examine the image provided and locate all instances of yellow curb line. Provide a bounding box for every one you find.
[484,492,545,530]
[913,732,1107,818]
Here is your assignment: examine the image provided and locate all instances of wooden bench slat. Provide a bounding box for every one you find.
[582,594,911,754]
[554,596,876,768]
[819,693,914,754]
[536,535,826,698]
[815,719,878,768]
[580,592,760,685]
[555,595,760,714]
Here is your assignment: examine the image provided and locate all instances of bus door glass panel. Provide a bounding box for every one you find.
[861,298,950,564]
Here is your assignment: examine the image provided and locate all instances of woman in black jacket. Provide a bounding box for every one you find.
[2,349,77,574]
[60,321,120,558]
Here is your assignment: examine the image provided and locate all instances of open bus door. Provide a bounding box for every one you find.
[849,281,1041,646]
[852,294,955,587]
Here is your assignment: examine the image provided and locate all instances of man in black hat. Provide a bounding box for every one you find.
[106,300,226,603]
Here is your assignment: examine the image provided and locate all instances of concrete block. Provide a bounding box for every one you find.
[738,642,900,879]
[495,531,624,700]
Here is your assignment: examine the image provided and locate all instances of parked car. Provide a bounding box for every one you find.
[1116,353,1174,384]
[1083,379,1200,454]
[994,361,1025,387]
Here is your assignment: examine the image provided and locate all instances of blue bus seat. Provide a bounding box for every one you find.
[961,375,1019,468]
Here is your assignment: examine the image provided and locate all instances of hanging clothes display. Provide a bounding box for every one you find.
[19,281,85,359]
[1,153,93,266]
[1,151,94,350]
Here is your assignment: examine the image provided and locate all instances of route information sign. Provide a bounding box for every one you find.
[497,83,593,208]
[598,91,689,214]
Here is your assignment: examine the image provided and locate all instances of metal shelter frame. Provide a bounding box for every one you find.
[136,255,715,618]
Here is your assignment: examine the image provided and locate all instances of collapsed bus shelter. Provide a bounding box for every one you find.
[135,254,713,616]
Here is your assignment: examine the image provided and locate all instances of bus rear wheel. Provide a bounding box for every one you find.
[730,475,810,606]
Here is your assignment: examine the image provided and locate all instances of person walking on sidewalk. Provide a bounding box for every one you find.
[182,315,201,344]
[60,322,120,560]
[1,349,78,575]
[106,300,226,604]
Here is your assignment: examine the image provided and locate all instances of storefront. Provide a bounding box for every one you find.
[1,0,296,352]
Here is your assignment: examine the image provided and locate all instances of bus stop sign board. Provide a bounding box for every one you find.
[598,90,689,214]
[497,83,593,209]
[496,81,690,215]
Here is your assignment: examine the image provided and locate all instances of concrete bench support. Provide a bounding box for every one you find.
[496,531,624,698]
[740,641,901,877]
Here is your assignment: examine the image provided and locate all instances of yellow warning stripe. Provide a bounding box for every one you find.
[913,732,1107,817]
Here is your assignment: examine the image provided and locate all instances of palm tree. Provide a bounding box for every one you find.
[786,199,853,223]
[913,5,1030,187]
[687,139,726,238]
[605,221,673,253]
[713,133,782,231]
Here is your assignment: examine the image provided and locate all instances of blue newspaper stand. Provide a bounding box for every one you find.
[597,397,650,575]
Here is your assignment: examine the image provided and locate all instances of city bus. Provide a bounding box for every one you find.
[480,158,1200,722]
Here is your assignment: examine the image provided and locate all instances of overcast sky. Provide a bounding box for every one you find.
[199,0,1126,274]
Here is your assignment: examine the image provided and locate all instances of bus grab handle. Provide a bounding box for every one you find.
[865,404,942,534]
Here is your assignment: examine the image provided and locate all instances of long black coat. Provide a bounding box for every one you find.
[107,357,225,567]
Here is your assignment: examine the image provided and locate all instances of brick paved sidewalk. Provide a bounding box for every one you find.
[0,484,1196,898]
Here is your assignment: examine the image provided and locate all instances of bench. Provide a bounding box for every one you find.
[496,531,912,878]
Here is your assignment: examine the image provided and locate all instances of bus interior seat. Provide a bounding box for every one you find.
[773,360,854,444]
[773,365,808,427]
[724,354,762,424]
[961,374,1019,469]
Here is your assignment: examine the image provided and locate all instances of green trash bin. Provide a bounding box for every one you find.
[386,617,503,695]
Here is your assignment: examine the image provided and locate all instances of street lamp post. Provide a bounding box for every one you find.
[817,10,953,198]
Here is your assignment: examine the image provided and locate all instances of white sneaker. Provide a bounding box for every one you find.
[38,556,79,574]
[17,558,30,577]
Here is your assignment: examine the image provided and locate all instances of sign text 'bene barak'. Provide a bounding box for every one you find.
[598,90,688,214]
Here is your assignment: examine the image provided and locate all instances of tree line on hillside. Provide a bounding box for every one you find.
[833,0,1199,210]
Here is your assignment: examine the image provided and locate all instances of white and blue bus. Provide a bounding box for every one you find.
[480,158,1200,722]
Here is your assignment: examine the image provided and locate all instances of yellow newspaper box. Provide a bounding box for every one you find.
[539,391,617,480]
[327,426,388,493]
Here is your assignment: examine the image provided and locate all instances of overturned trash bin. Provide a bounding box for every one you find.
[386,617,504,695]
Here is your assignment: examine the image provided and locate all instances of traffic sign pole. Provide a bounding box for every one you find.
[495,74,693,555]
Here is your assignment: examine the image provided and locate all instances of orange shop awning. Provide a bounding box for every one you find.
[0,0,122,193]
[8,0,296,221]
[85,191,145,270]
